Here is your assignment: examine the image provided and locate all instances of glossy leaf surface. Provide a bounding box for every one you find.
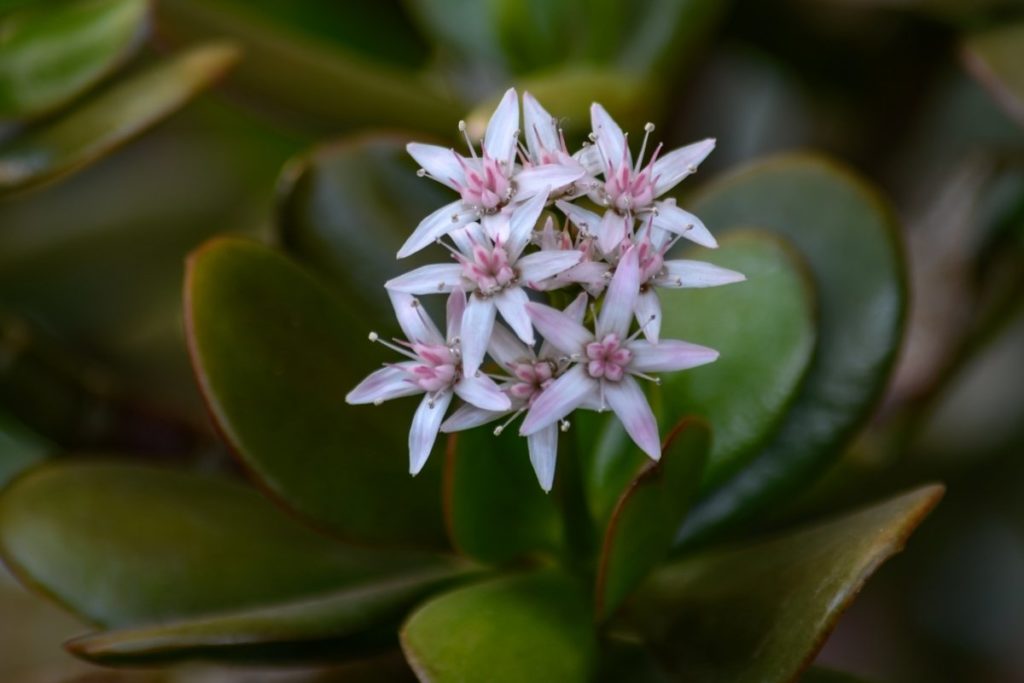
[963,22,1024,127]
[0,411,51,487]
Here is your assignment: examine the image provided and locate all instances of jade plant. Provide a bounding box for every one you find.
[0,77,948,680]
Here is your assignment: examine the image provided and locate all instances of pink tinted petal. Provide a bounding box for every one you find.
[484,88,519,162]
[604,376,660,460]
[574,144,604,175]
[495,287,534,345]
[398,200,474,258]
[634,289,662,343]
[447,289,467,339]
[628,339,719,373]
[528,425,559,492]
[449,222,487,256]
[555,260,609,293]
[345,363,421,404]
[591,102,629,170]
[488,322,533,369]
[441,403,508,433]
[595,210,629,255]
[656,260,747,288]
[506,190,548,260]
[407,143,464,190]
[526,302,593,356]
[515,165,584,199]
[538,292,589,359]
[517,250,583,283]
[409,391,452,475]
[385,263,463,295]
[523,91,559,157]
[598,245,640,338]
[455,373,511,411]
[652,138,715,196]
[520,365,595,436]
[651,200,717,249]
[461,295,497,377]
[555,199,602,234]
[389,291,444,346]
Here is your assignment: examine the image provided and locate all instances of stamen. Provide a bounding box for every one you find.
[627,314,659,342]
[493,407,527,435]
[632,371,661,385]
[560,419,570,432]
[635,122,655,173]
[368,332,420,361]
[458,120,477,159]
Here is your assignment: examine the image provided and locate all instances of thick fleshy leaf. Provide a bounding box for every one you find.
[66,566,471,664]
[659,229,817,490]
[444,426,563,565]
[185,237,446,546]
[0,42,239,195]
[0,411,52,488]
[401,570,597,683]
[628,485,943,682]
[276,134,453,328]
[674,155,906,547]
[0,0,149,120]
[0,461,458,628]
[595,418,709,621]
[962,22,1024,128]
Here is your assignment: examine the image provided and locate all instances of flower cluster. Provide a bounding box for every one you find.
[347,89,745,491]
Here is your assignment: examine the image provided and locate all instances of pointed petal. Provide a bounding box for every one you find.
[515,164,583,199]
[484,87,519,162]
[652,138,715,196]
[526,301,592,355]
[628,339,719,373]
[488,322,533,368]
[605,376,661,460]
[598,245,640,338]
[555,199,602,235]
[409,391,452,475]
[553,260,609,292]
[460,295,497,377]
[520,365,595,436]
[389,291,444,345]
[455,373,511,411]
[398,200,474,258]
[495,287,534,345]
[539,292,589,359]
[385,263,463,295]
[523,91,559,157]
[407,143,464,190]
[345,363,420,404]
[480,211,510,242]
[447,288,467,339]
[528,425,559,492]
[517,250,583,284]
[591,102,629,170]
[441,403,507,432]
[656,259,747,288]
[506,189,547,259]
[635,289,662,343]
[574,144,604,175]
[651,200,717,248]
[596,210,630,255]
[449,222,487,255]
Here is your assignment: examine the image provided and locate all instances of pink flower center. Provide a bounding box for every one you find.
[604,163,655,213]
[461,244,517,296]
[585,334,633,382]
[636,236,665,288]
[508,360,556,405]
[455,155,514,214]
[405,344,458,393]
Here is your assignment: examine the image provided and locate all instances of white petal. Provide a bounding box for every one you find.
[520,365,595,436]
[604,376,661,460]
[345,363,420,404]
[447,289,467,339]
[506,189,547,260]
[449,222,487,256]
[538,292,589,359]
[652,138,715,196]
[484,87,519,162]
[389,291,444,346]
[651,200,717,249]
[634,289,662,343]
[407,143,464,190]
[628,339,719,373]
[598,245,640,339]
[398,200,474,258]
[656,260,747,288]
[555,200,602,234]
[528,425,559,492]
[523,91,559,157]
[495,287,533,345]
[409,391,452,475]
[441,403,507,432]
[489,322,533,369]
[460,295,497,377]
[385,263,463,295]
[573,144,604,175]
[455,373,511,411]
[526,301,593,355]
[517,250,583,284]
[554,260,609,292]
[595,210,630,255]
[591,102,629,170]
[515,164,584,200]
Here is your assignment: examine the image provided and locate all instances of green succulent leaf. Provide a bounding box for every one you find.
[401,570,597,683]
[276,134,452,329]
[660,229,817,491]
[628,485,944,682]
[0,41,239,195]
[595,418,709,621]
[963,22,1024,128]
[0,461,458,628]
[0,0,150,120]
[0,411,52,488]
[185,237,447,547]
[674,154,906,547]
